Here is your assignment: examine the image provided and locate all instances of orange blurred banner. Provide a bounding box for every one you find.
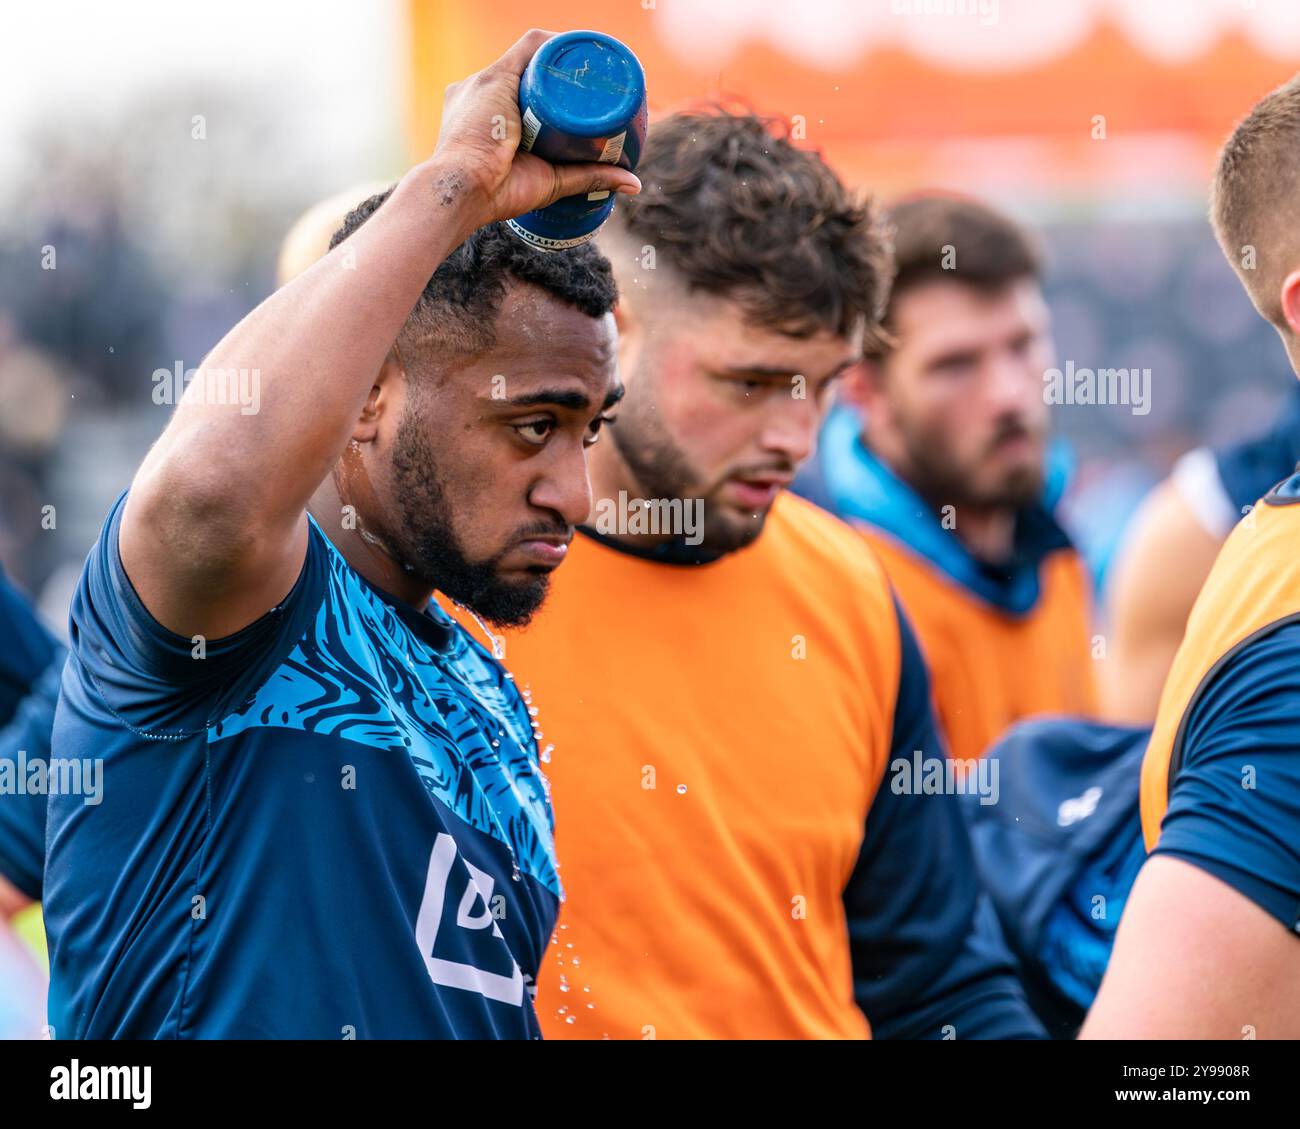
[406,0,1300,200]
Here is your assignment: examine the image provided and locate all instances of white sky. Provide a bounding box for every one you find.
[0,0,404,177]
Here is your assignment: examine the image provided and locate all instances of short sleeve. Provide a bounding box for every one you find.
[1152,619,1300,931]
[67,490,329,736]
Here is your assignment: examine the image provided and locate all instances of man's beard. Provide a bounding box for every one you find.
[389,411,553,628]
[608,408,779,557]
[897,414,1045,513]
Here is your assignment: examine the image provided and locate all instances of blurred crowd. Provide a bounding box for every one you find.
[2,174,1289,627]
[0,82,393,613]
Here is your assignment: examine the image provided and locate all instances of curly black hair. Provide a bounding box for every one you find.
[330,187,618,366]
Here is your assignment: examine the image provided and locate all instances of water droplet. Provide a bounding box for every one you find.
[528,706,540,716]
[676,784,687,795]
[541,744,554,764]
[456,603,506,659]
[491,740,500,748]
[565,1015,576,1024]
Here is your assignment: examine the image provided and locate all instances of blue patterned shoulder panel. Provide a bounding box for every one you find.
[209,520,560,896]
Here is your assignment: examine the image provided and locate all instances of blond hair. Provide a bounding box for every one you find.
[1210,74,1300,324]
[275,180,395,287]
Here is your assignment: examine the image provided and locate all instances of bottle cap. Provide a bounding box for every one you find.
[520,31,646,144]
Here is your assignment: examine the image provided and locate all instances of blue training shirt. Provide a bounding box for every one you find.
[1215,382,1300,517]
[44,491,560,1039]
[849,599,1045,1039]
[0,567,61,729]
[0,661,64,901]
[1172,383,1300,540]
[0,568,63,901]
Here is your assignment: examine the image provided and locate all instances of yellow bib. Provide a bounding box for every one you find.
[1141,489,1300,849]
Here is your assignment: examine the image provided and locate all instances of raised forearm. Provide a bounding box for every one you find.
[137,159,481,536]
[117,29,638,638]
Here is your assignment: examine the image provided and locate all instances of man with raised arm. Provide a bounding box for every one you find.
[42,29,638,1039]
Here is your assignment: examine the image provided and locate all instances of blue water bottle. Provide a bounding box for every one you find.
[508,30,648,252]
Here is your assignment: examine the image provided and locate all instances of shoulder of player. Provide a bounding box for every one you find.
[1196,485,1300,612]
[1173,617,1300,784]
[1198,615,1300,710]
[1040,541,1095,599]
[769,491,894,601]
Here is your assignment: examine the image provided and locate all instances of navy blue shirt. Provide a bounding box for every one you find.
[0,568,60,729]
[1214,382,1300,516]
[1153,618,1300,929]
[0,661,64,901]
[0,569,63,900]
[44,492,560,1038]
[849,601,1044,1039]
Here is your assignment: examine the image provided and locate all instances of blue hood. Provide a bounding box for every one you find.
[794,406,1076,616]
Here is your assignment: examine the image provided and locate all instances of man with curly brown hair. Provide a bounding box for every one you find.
[493,110,1044,1040]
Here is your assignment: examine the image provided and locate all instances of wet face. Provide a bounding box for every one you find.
[610,291,861,554]
[855,277,1052,512]
[363,284,621,626]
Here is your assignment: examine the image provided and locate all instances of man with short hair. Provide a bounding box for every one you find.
[1085,73,1300,1038]
[43,30,639,1039]
[497,112,1044,1039]
[796,194,1096,763]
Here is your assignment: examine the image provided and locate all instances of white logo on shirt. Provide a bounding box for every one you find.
[1057,786,1103,827]
[414,833,524,1006]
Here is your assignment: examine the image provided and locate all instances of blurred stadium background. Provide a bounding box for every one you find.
[4,0,1300,630]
